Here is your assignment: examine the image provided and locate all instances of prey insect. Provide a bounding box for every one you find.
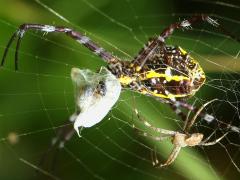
[1,14,238,167]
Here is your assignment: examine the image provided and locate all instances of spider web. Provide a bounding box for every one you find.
[0,0,240,179]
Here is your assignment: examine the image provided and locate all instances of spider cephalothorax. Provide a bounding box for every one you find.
[172,132,204,147]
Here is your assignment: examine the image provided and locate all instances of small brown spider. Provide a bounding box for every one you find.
[134,99,228,167]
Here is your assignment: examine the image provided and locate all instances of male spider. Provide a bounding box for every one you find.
[134,99,228,167]
[1,14,237,167]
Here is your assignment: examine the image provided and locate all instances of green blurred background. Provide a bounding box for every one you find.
[0,0,240,179]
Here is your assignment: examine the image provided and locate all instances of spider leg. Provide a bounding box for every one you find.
[168,99,229,132]
[132,97,185,167]
[183,99,218,132]
[151,145,159,167]
[133,14,219,69]
[1,31,18,67]
[1,24,118,70]
[160,14,219,40]
[134,108,176,135]
[133,109,180,167]
[133,36,165,69]
[200,132,228,146]
[159,145,182,167]
[168,102,188,123]
[38,114,76,174]
[133,124,170,141]
[38,142,59,175]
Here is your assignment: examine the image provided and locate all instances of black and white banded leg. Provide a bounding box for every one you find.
[159,14,219,40]
[38,113,78,173]
[1,24,118,70]
[133,14,219,68]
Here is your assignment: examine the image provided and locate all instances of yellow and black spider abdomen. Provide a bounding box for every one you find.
[118,46,206,100]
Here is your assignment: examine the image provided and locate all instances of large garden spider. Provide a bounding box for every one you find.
[1,15,220,114]
[1,14,238,167]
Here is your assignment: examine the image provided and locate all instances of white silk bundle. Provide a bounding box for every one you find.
[71,67,121,136]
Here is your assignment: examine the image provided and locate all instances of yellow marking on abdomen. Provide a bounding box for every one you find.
[142,89,194,99]
[179,46,187,55]
[143,70,189,82]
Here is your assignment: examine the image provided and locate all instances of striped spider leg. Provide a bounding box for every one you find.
[134,99,228,167]
[133,14,220,69]
[38,120,75,173]
[1,24,119,70]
